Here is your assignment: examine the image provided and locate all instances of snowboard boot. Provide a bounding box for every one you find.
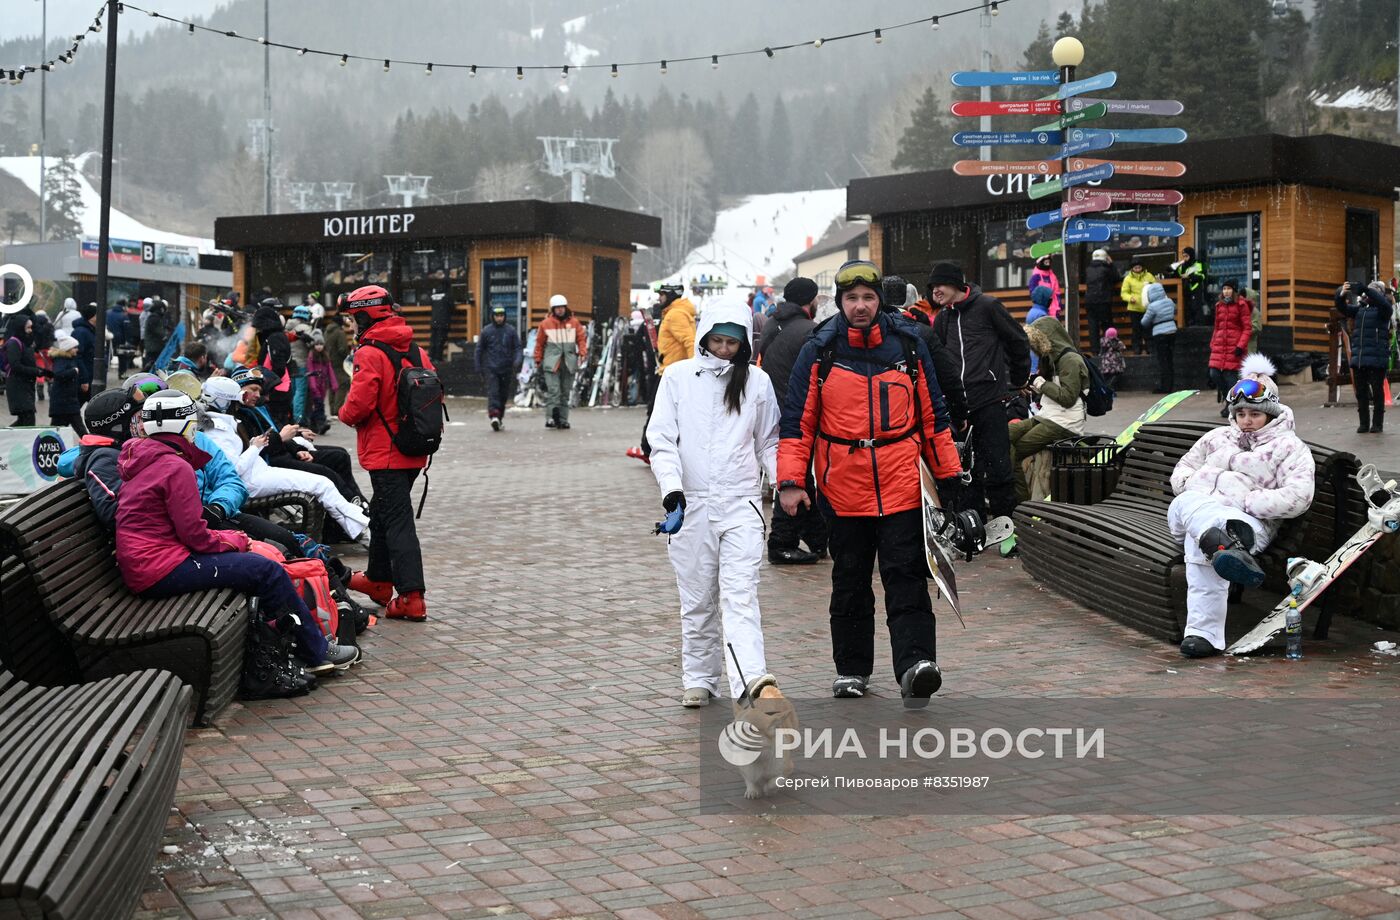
[1179,636,1221,658]
[681,687,712,708]
[832,675,870,698]
[386,591,427,621]
[768,547,820,565]
[1199,521,1265,588]
[551,407,563,429]
[899,660,943,709]
[348,572,394,607]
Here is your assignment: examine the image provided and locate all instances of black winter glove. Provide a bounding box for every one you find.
[663,491,686,513]
[203,502,228,524]
[1234,347,1246,358]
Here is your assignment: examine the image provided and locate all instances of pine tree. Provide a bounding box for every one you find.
[42,153,84,241]
[765,97,793,192]
[891,88,952,173]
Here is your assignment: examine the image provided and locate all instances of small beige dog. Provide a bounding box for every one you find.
[730,675,799,799]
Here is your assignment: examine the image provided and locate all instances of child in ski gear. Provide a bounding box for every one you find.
[1139,282,1178,392]
[1026,285,1056,376]
[533,294,586,429]
[1167,355,1315,657]
[1208,281,1254,412]
[305,331,336,434]
[48,332,86,434]
[56,389,139,527]
[338,284,434,621]
[781,260,963,704]
[1098,326,1126,390]
[1120,259,1156,355]
[477,305,522,430]
[1336,280,1392,433]
[1012,316,1088,501]
[115,389,336,670]
[1027,256,1062,319]
[647,296,783,706]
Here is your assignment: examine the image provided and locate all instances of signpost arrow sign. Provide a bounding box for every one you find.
[1071,187,1184,206]
[1053,132,1114,160]
[1025,194,1112,231]
[1063,193,1114,218]
[1069,219,1187,238]
[952,160,1059,176]
[952,130,1061,147]
[1033,101,1108,132]
[1067,97,1185,116]
[1057,71,1117,99]
[1064,224,1114,244]
[1076,127,1189,145]
[1027,162,1116,200]
[1064,158,1187,177]
[950,99,1063,117]
[1030,238,1064,259]
[951,69,1059,87]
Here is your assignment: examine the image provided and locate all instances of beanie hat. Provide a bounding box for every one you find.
[1104,326,1118,339]
[1227,354,1283,420]
[926,261,965,290]
[708,321,747,342]
[53,332,79,352]
[1030,285,1054,308]
[1091,248,1110,262]
[1036,255,1052,268]
[783,277,818,306]
[882,276,909,308]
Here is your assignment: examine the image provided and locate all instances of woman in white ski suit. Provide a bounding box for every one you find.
[646,297,780,705]
[1167,355,1315,655]
[199,378,370,541]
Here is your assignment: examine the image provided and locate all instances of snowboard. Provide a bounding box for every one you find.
[1227,464,1400,655]
[1115,389,1200,446]
[919,459,966,627]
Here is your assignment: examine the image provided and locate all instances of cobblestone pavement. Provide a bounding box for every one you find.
[139,401,1400,920]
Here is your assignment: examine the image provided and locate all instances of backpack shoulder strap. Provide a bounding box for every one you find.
[816,342,838,386]
[895,328,920,381]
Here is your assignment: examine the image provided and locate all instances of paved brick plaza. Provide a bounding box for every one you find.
[139,401,1400,920]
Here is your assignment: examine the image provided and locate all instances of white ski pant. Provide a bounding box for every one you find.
[244,462,370,540]
[1167,492,1271,650]
[667,495,767,698]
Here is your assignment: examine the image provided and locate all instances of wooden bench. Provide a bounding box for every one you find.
[0,479,249,725]
[0,667,189,920]
[1013,420,1365,643]
[241,490,326,543]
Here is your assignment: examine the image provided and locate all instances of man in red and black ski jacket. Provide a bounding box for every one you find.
[777,260,962,704]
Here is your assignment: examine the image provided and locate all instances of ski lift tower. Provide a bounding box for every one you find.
[538,134,617,203]
[288,181,317,212]
[384,175,432,208]
[322,181,355,210]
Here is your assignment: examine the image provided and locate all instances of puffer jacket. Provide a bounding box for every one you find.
[756,300,815,407]
[1208,296,1253,370]
[253,306,291,392]
[4,314,44,415]
[115,434,249,593]
[1025,316,1087,435]
[646,298,779,501]
[1338,286,1393,369]
[656,297,697,374]
[779,309,962,517]
[1140,282,1179,337]
[1027,267,1062,317]
[532,309,587,373]
[1085,259,1122,307]
[931,285,1032,413]
[476,319,523,374]
[193,431,248,515]
[1170,407,1315,543]
[48,348,84,418]
[1121,269,1156,313]
[286,317,315,369]
[339,315,435,470]
[58,435,123,528]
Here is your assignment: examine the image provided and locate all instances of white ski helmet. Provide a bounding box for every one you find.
[201,376,242,413]
[140,389,199,441]
[549,294,568,308]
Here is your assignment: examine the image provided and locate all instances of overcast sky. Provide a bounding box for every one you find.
[9,0,226,42]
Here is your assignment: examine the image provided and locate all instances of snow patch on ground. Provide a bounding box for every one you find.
[654,188,848,293]
[565,41,600,67]
[0,153,216,250]
[562,15,587,34]
[1310,85,1396,111]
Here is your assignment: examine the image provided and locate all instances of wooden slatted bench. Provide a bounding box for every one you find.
[0,479,249,725]
[241,490,326,543]
[1014,420,1365,643]
[0,667,189,920]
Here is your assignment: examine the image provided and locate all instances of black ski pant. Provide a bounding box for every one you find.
[1086,304,1113,354]
[640,371,662,457]
[485,369,514,419]
[430,324,449,364]
[366,468,424,594]
[827,508,935,682]
[769,480,827,555]
[49,413,86,437]
[1153,333,1177,392]
[1129,312,1149,354]
[268,449,364,502]
[962,400,1019,521]
[203,507,303,558]
[1355,365,1387,430]
[10,411,35,427]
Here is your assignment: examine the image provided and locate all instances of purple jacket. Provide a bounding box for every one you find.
[115,434,249,593]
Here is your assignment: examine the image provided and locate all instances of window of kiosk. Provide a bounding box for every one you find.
[482,257,528,334]
[883,218,975,287]
[1196,213,1261,304]
[1097,206,1179,281]
[400,244,467,306]
[321,249,395,300]
[248,247,317,305]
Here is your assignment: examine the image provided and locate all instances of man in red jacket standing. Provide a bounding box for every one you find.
[339,284,432,621]
[1207,280,1254,414]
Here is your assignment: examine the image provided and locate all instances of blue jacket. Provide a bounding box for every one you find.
[193,431,247,514]
[1140,283,1179,337]
[1025,302,1049,375]
[1338,287,1393,369]
[105,306,126,343]
[72,317,96,383]
[59,438,122,529]
[475,320,522,374]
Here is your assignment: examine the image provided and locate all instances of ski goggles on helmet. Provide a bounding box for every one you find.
[1226,378,1275,405]
[125,373,165,398]
[834,260,881,291]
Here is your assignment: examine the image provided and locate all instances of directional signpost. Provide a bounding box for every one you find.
[951,70,1060,87]
[1056,70,1117,99]
[1066,97,1185,116]
[952,130,1060,147]
[1056,133,1115,159]
[1032,100,1108,132]
[1025,193,1112,231]
[1071,187,1183,206]
[1066,218,1186,238]
[1030,238,1064,260]
[952,160,1059,176]
[1027,162,1115,200]
[951,99,1063,117]
[1063,157,1187,177]
[1077,127,1188,145]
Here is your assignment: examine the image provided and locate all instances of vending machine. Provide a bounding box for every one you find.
[1196,213,1261,304]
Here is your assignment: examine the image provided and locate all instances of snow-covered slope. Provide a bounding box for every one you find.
[0,154,216,251]
[1310,86,1396,112]
[655,188,848,290]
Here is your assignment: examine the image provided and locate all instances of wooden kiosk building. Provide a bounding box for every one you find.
[214,200,661,347]
[847,133,1399,356]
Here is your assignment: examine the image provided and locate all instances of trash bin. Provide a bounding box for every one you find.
[1050,436,1126,505]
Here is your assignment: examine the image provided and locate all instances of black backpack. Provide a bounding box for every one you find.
[369,341,447,457]
[1056,346,1114,417]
